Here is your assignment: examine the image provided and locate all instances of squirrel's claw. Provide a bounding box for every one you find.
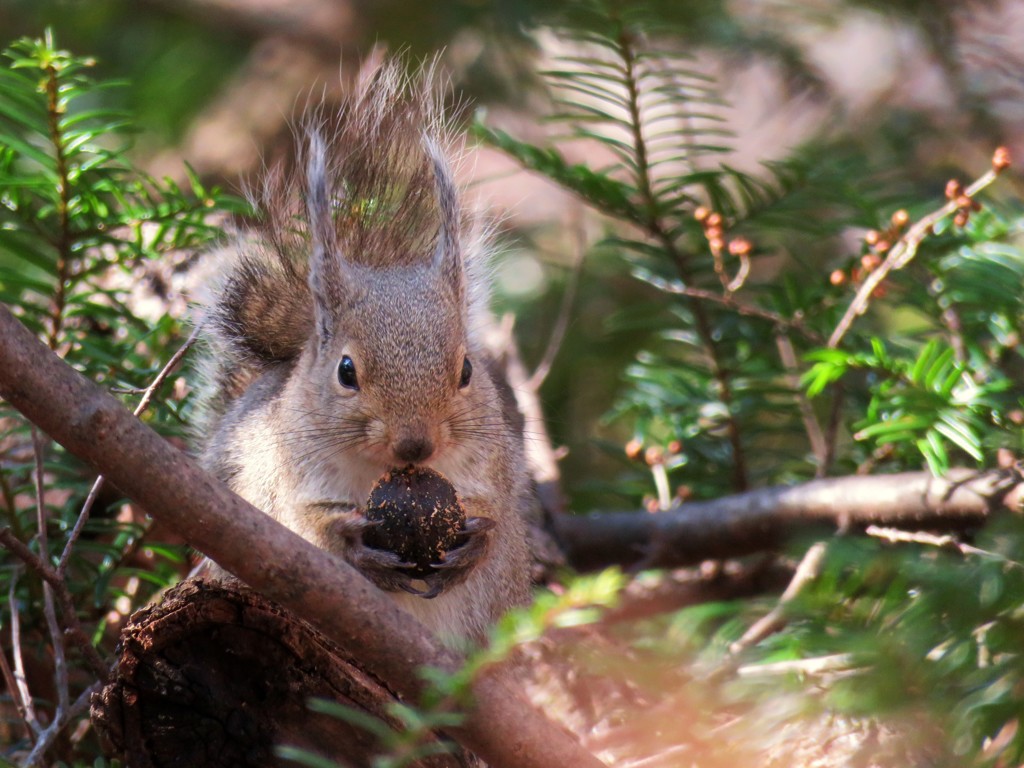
[326,511,420,590]
[439,515,496,569]
[344,542,423,592]
[416,516,495,596]
[328,511,495,598]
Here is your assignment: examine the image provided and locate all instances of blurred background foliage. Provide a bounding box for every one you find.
[3,0,1023,509]
[3,0,1024,765]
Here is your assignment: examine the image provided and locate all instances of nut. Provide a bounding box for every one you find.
[363,466,466,577]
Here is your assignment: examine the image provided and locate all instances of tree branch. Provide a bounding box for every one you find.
[557,468,1021,571]
[0,303,605,768]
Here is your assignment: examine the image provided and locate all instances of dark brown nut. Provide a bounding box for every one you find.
[363,465,467,577]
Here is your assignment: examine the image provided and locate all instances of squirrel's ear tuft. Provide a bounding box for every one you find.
[425,136,465,305]
[305,129,345,341]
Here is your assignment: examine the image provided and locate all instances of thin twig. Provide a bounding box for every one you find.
[822,382,844,477]
[737,652,858,678]
[31,428,70,716]
[729,541,829,654]
[8,570,41,738]
[828,169,1000,349]
[865,525,1024,568]
[650,462,671,511]
[0,528,110,680]
[711,241,750,294]
[0,469,21,534]
[776,334,828,476]
[643,275,824,343]
[57,324,202,576]
[725,250,750,293]
[23,681,101,768]
[526,217,585,392]
[0,632,36,742]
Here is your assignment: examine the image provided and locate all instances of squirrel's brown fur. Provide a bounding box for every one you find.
[192,59,531,645]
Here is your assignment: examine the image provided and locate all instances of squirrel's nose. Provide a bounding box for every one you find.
[393,437,435,464]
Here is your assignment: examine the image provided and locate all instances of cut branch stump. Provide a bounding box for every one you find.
[91,579,478,768]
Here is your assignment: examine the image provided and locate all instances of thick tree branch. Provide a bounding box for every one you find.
[557,469,1021,571]
[0,304,605,768]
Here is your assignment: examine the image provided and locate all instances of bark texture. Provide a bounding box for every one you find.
[91,579,476,768]
[558,468,1021,571]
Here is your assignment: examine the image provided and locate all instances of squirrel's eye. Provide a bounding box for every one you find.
[459,356,472,389]
[338,355,359,390]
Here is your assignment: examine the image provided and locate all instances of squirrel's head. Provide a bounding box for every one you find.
[297,130,488,468]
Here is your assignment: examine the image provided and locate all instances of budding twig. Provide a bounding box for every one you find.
[828,148,1009,349]
[695,207,753,294]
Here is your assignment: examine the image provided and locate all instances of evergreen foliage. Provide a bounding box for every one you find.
[0,31,240,763]
[2,4,1024,765]
[476,1,1024,764]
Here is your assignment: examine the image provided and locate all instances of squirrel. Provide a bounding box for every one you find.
[191,59,532,645]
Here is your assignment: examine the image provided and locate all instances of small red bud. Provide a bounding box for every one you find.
[706,212,723,228]
[667,440,683,455]
[891,209,909,228]
[997,448,1016,469]
[945,179,962,200]
[728,237,752,256]
[694,205,711,222]
[993,146,1011,173]
[865,230,880,246]
[861,254,882,271]
[644,446,665,466]
[624,439,643,461]
[829,269,847,286]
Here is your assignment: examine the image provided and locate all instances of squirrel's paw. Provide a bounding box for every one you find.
[326,512,422,592]
[328,512,495,599]
[415,516,496,597]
